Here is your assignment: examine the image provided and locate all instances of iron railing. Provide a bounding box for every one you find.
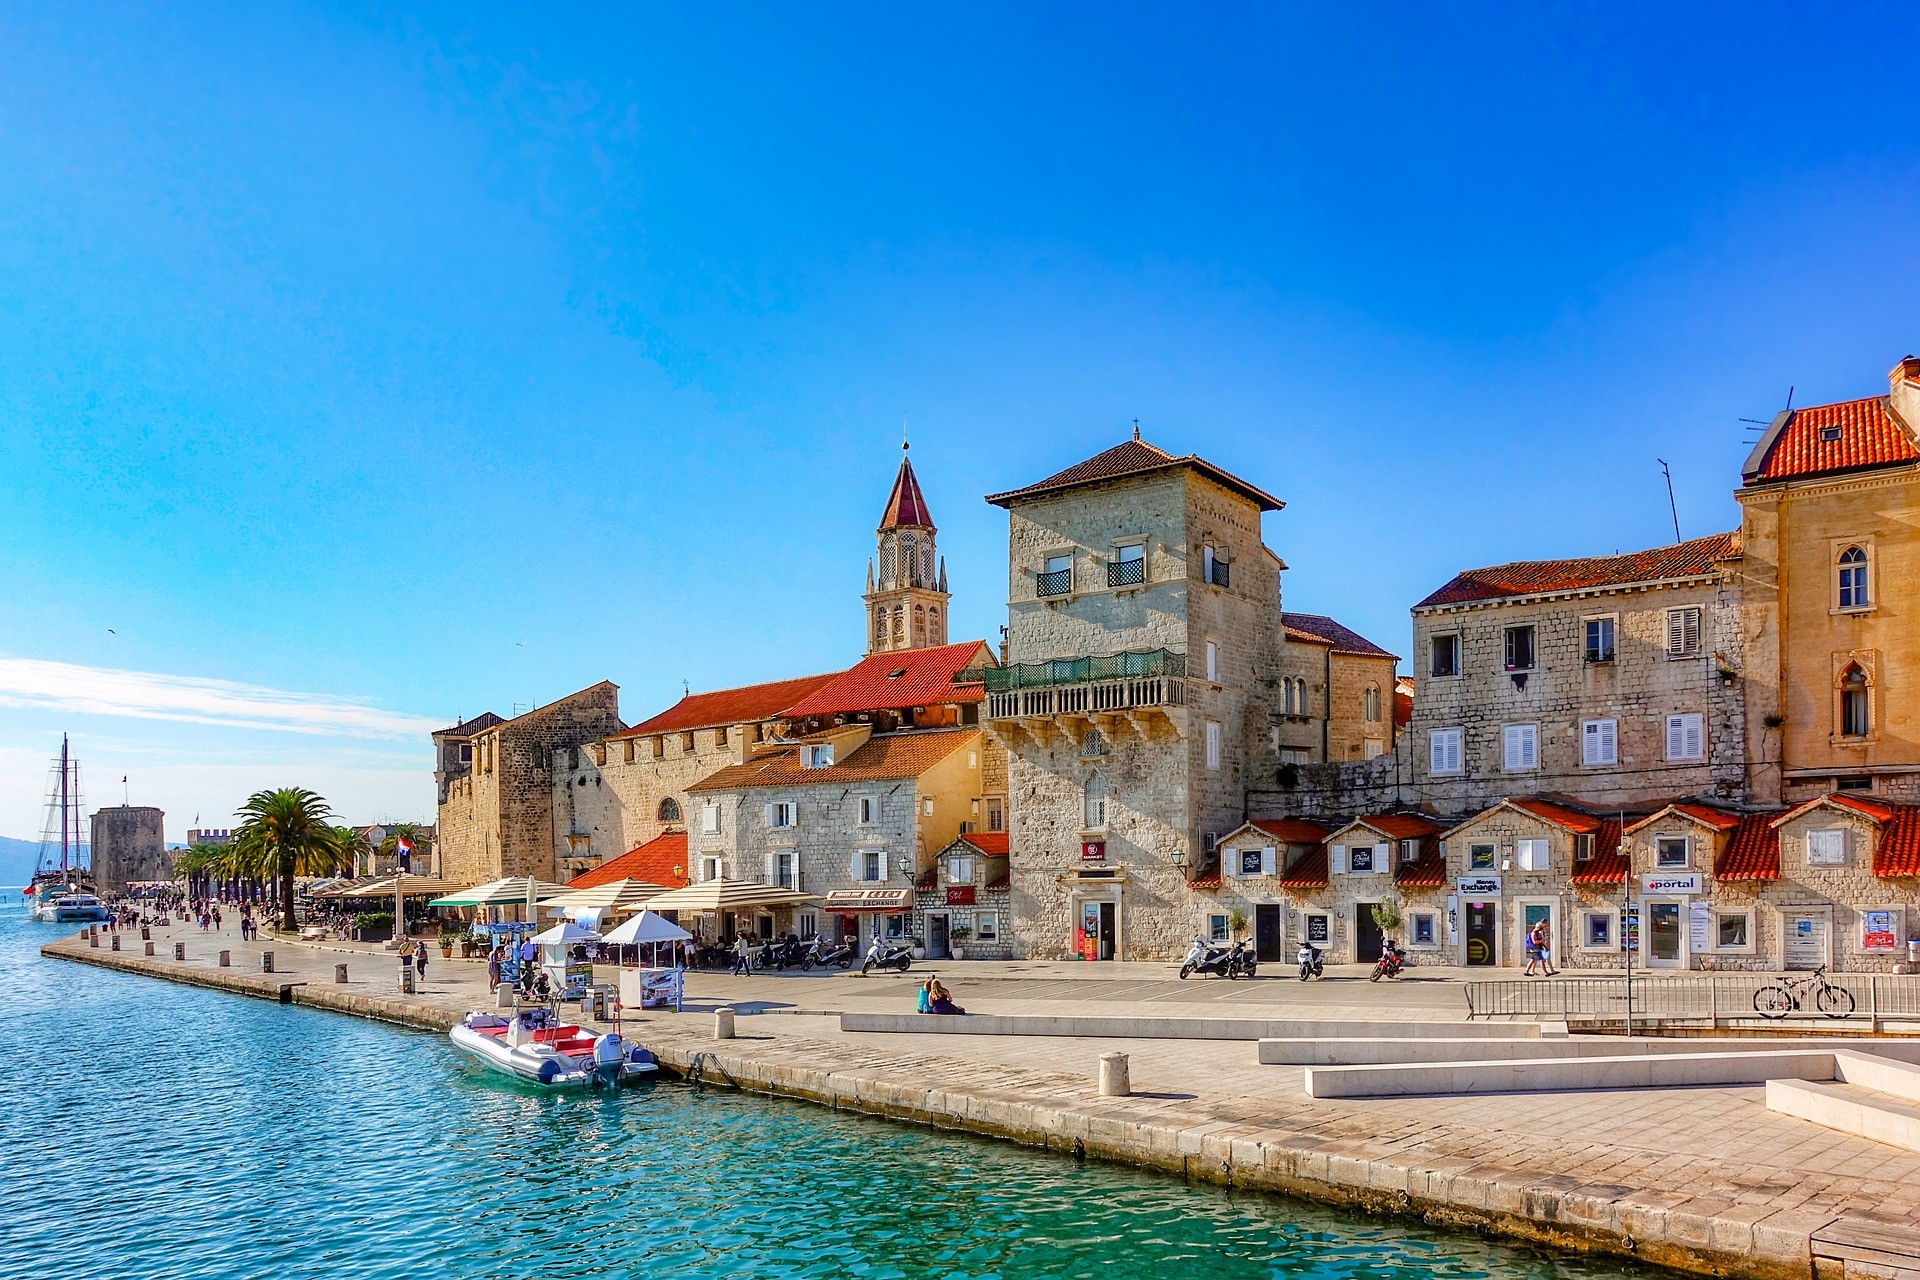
[1207,559,1230,588]
[982,648,1185,692]
[1465,973,1920,1030]
[1107,558,1146,588]
[1036,568,1072,597]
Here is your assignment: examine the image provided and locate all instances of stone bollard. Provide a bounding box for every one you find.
[110,934,121,952]
[141,927,151,941]
[495,983,515,1009]
[144,942,155,957]
[218,950,230,967]
[1098,1051,1130,1097]
[172,942,185,961]
[399,961,417,995]
[714,1006,736,1039]
[335,963,348,984]
[88,930,99,948]
[260,951,275,974]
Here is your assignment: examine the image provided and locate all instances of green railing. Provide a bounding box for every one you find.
[976,648,1185,693]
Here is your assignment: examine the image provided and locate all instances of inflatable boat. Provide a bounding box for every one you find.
[449,1008,658,1088]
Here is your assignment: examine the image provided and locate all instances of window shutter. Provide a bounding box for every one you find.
[1332,844,1345,873]
[1666,716,1684,760]
[1375,842,1390,870]
[1686,608,1701,653]
[1262,846,1277,875]
[1667,610,1684,655]
[879,852,890,881]
[1600,719,1616,763]
[763,852,776,883]
[1685,714,1703,759]
[850,850,862,881]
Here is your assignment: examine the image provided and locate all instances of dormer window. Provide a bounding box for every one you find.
[1819,425,1843,442]
[803,744,834,769]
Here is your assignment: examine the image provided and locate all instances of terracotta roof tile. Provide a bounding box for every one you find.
[1717,814,1780,881]
[780,641,991,719]
[1248,818,1332,844]
[1504,796,1608,834]
[1624,801,1744,836]
[1281,613,1399,659]
[879,450,935,529]
[1349,813,1441,841]
[985,437,1284,512]
[1771,792,1897,828]
[957,832,1009,856]
[1277,844,1329,888]
[1416,532,1738,608]
[1568,820,1627,885]
[686,728,977,793]
[1745,395,1920,485]
[1393,687,1413,729]
[1876,807,1920,878]
[1394,837,1447,888]
[1186,869,1224,890]
[615,672,843,740]
[567,831,689,890]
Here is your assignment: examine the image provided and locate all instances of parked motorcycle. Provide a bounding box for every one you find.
[861,937,914,974]
[1369,940,1406,983]
[802,935,857,970]
[1297,942,1325,981]
[1178,936,1233,979]
[1227,940,1258,980]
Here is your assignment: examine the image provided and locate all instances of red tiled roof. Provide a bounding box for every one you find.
[686,728,977,793]
[1771,792,1897,828]
[1394,837,1447,888]
[1338,813,1443,842]
[957,832,1009,856]
[567,831,689,890]
[780,641,991,718]
[1568,820,1627,885]
[1416,532,1738,608]
[1504,796,1608,834]
[1277,844,1329,888]
[1281,613,1399,660]
[985,437,1285,512]
[879,450,935,529]
[1186,869,1223,890]
[1717,814,1780,881]
[1624,801,1744,836]
[1876,807,1920,878]
[1744,395,1920,485]
[615,672,843,739]
[1248,818,1332,844]
[1393,687,1413,729]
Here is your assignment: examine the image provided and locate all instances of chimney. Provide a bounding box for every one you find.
[1890,355,1920,434]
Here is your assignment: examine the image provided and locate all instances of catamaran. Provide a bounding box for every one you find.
[25,736,106,924]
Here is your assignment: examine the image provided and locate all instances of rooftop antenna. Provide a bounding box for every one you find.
[1657,459,1681,544]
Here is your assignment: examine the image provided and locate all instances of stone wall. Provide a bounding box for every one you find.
[551,723,750,873]
[89,805,168,893]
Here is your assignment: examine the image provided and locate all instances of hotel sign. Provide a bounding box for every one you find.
[1455,876,1502,898]
[1642,872,1704,895]
[1081,840,1106,862]
[946,886,976,906]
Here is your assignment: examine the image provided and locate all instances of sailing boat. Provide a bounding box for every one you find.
[26,737,106,923]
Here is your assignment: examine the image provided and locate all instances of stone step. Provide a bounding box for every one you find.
[1767,1078,1920,1154]
[1303,1049,1842,1099]
[1259,1036,1851,1066]
[838,1012,1545,1040]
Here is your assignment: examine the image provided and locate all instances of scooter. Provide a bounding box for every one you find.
[1370,941,1406,982]
[802,936,857,970]
[1227,940,1258,980]
[1297,942,1325,981]
[1179,936,1233,979]
[861,937,914,975]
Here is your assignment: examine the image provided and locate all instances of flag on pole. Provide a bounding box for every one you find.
[396,835,413,871]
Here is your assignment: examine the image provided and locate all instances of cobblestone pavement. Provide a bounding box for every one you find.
[53,919,1920,1278]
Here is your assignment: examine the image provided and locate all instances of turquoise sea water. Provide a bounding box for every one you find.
[0,909,1648,1280]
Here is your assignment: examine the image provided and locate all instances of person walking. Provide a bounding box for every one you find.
[731,933,753,977]
[1534,918,1557,976]
[1523,918,1552,976]
[486,945,503,993]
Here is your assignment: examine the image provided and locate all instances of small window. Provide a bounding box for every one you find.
[922,797,934,817]
[1038,554,1073,597]
[681,731,696,752]
[701,856,722,881]
[985,797,1005,832]
[1819,424,1843,442]
[1363,685,1381,721]
[714,728,729,748]
[1470,842,1496,871]
[1656,836,1688,868]
[1840,665,1870,738]
[1399,839,1420,864]
[1203,545,1229,588]
[1084,774,1107,828]
[803,744,834,769]
[1503,724,1538,772]
[975,912,999,941]
[651,737,665,760]
[1431,634,1460,678]
[1838,776,1874,793]
[1838,546,1870,609]
[1206,721,1222,770]
[1108,542,1146,588]
[1516,838,1549,872]
[772,851,796,888]
[862,850,884,881]
[701,803,721,835]
[1503,625,1535,671]
[767,802,797,829]
[1808,828,1847,866]
[949,855,974,885]
[1208,913,1230,943]
[1584,617,1615,663]
[1716,912,1750,949]
[1665,607,1703,658]
[1581,719,1617,767]
[1429,727,1463,775]
[1573,833,1594,862]
[1205,641,1219,682]
[623,739,636,764]
[858,796,880,825]
[658,797,682,824]
[1665,713,1705,761]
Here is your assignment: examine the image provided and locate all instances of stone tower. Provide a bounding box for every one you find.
[90,805,169,894]
[865,443,951,654]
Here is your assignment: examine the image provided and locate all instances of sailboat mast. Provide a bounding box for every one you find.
[59,735,69,875]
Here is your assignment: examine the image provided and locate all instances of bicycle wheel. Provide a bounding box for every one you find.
[1753,986,1793,1019]
[1816,984,1856,1018]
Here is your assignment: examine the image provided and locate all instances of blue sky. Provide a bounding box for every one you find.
[2,3,1919,841]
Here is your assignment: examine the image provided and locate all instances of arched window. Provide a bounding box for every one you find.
[873,608,887,647]
[1363,685,1381,721]
[1084,773,1107,829]
[1839,546,1870,609]
[880,541,896,585]
[922,543,935,584]
[899,536,916,584]
[658,796,682,823]
[1293,678,1309,717]
[1841,664,1871,737]
[927,606,940,638]
[1283,679,1296,715]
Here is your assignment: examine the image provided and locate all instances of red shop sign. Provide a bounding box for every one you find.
[945,886,976,906]
[1081,840,1106,862]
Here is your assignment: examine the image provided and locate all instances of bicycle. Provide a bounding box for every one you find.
[1752,965,1856,1019]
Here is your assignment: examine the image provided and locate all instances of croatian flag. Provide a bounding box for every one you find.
[396,835,413,870]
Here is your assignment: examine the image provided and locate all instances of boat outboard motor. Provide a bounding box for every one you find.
[590,1033,626,1088]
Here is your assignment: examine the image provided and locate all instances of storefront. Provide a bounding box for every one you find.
[1064,865,1124,960]
[916,834,1011,960]
[821,888,913,950]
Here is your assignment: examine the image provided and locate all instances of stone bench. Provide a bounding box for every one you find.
[1302,1049,1845,1099]
[839,1012,1543,1041]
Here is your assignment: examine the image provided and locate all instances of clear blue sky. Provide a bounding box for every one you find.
[2,3,1918,841]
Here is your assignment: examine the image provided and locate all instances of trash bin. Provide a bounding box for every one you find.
[399,960,417,995]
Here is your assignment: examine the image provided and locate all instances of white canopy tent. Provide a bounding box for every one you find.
[602,910,692,946]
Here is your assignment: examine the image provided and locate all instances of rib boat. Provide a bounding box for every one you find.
[449,1008,658,1088]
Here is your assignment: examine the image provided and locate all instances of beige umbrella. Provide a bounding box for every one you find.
[636,877,821,913]
[538,878,670,915]
[319,873,459,899]
[428,876,567,908]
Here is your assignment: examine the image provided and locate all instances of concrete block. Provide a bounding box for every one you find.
[218,950,230,967]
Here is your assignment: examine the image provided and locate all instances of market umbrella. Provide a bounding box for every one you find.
[635,878,821,913]
[538,878,670,915]
[428,877,566,908]
[318,873,458,899]
[601,910,692,946]
[529,919,601,947]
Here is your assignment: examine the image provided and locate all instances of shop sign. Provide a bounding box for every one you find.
[1081,840,1106,862]
[1306,914,1330,943]
[1642,872,1704,895]
[946,886,976,906]
[1863,909,1899,952]
[1455,876,1501,898]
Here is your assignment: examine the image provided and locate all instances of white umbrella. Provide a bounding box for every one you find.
[538,878,670,914]
[529,920,600,947]
[430,876,567,908]
[639,878,821,913]
[602,910,692,946]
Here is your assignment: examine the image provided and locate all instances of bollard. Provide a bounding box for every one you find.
[1098,1051,1130,1097]
[714,1006,736,1039]
[399,961,417,995]
[141,927,151,941]
[335,963,348,984]
[260,951,275,974]
[172,942,185,961]
[495,983,515,1009]
[218,950,230,967]
[110,934,121,952]
[144,942,155,957]
[88,930,99,948]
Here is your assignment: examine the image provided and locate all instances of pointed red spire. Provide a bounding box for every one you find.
[879,442,934,530]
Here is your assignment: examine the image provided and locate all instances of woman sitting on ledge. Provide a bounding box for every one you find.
[919,977,965,1016]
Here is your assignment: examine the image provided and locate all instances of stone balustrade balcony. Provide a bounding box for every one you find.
[967,649,1188,738]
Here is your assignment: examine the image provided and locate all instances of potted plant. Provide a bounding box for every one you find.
[1228,908,1249,940]
[948,924,973,960]
[351,911,394,943]
[439,927,460,959]
[909,935,927,960]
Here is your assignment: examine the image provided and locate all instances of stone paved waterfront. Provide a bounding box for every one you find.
[48,920,1920,1279]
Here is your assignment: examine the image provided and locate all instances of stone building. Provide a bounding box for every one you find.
[1277,613,1400,764]
[434,683,623,887]
[866,444,951,654]
[985,434,1291,961]
[90,804,169,893]
[916,831,1012,960]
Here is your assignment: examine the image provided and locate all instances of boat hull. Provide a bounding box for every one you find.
[448,1020,658,1089]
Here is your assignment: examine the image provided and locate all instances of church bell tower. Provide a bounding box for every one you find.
[865,442,950,654]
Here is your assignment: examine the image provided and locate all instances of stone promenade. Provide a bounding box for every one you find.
[46,920,1920,1280]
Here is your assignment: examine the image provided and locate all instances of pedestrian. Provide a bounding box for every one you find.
[731,932,752,976]
[486,946,502,992]
[1523,919,1551,976]
[415,943,428,981]
[1534,919,1557,976]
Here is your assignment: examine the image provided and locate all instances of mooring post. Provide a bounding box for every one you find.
[218,950,230,967]
[714,1006,736,1039]
[335,963,349,984]
[1099,1051,1130,1097]
[260,951,275,974]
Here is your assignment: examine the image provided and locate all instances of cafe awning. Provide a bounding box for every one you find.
[318,874,458,899]
[429,877,567,908]
[821,888,913,913]
[636,878,821,913]
[538,878,670,915]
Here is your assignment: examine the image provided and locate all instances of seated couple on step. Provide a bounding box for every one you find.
[917,977,965,1015]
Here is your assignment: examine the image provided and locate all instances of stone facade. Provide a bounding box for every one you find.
[914,834,1013,960]
[1276,616,1400,764]
[90,805,169,893]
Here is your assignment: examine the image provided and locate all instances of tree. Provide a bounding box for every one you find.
[1227,908,1250,939]
[376,822,420,872]
[233,788,349,931]
[1370,895,1403,936]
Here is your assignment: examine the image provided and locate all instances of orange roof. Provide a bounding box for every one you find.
[879,449,935,529]
[1744,394,1920,485]
[1624,801,1744,836]
[985,436,1284,512]
[567,831,689,890]
[1186,868,1223,890]
[1416,532,1737,608]
[780,641,991,718]
[1771,792,1897,828]
[1876,807,1920,878]
[1394,837,1447,888]
[1282,613,1397,659]
[1277,844,1329,888]
[956,831,1008,856]
[1504,796,1608,834]
[1393,687,1413,729]
[686,728,977,793]
[1717,814,1780,881]
[1567,820,1626,885]
[1248,818,1332,844]
[1335,813,1442,842]
[615,672,843,739]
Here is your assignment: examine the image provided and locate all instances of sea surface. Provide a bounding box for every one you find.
[0,906,1651,1280]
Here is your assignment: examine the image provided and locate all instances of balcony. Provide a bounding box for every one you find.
[983,648,1188,728]
[1036,568,1072,597]
[1106,557,1146,588]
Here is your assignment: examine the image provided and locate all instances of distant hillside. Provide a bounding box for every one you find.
[0,836,86,890]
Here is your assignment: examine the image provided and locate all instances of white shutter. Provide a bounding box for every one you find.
[1262,846,1277,875]
[1224,848,1239,878]
[1504,725,1536,771]
[763,852,776,883]
[1684,714,1704,760]
[850,850,863,881]
[879,852,890,881]
[1375,842,1390,871]
[1600,719,1616,764]
[1686,608,1701,653]
[763,803,775,828]
[1332,844,1346,874]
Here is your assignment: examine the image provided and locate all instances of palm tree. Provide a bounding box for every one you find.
[376,823,420,873]
[335,826,371,877]
[233,788,350,931]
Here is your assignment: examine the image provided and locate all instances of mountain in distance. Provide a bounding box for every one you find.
[0,836,85,891]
